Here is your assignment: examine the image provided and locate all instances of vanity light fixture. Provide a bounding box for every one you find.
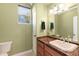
[49,3,70,15]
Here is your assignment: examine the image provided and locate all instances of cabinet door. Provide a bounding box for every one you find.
[45,52,51,56]
[72,49,79,56]
[37,41,44,56]
[37,45,44,56]
[45,45,62,56]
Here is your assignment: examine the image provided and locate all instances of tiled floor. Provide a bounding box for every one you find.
[12,50,35,56]
[25,52,34,56]
[23,52,35,56]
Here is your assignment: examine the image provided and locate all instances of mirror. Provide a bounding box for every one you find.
[47,3,79,43]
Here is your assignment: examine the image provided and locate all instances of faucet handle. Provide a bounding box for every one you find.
[67,35,72,41]
[64,38,67,41]
[65,38,67,40]
[60,36,64,40]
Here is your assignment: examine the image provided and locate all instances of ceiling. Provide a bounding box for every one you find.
[18,3,78,9]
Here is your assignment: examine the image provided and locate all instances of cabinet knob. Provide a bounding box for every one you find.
[33,35,36,37]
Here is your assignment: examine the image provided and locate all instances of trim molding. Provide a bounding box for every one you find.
[12,49,33,56]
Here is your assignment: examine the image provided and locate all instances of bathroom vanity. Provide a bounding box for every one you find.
[37,36,79,56]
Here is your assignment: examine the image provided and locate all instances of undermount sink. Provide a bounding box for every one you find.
[49,40,78,52]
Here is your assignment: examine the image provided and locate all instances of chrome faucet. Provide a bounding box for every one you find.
[63,38,67,42]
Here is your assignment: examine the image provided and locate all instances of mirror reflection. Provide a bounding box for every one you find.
[47,3,79,43]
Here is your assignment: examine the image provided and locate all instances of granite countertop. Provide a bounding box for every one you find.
[37,36,79,56]
[49,35,79,45]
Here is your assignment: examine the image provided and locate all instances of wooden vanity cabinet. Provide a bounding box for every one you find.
[37,39,63,56]
[37,36,79,56]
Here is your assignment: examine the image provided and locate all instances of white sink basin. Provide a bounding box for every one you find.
[49,40,78,52]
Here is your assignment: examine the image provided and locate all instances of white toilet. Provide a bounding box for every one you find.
[0,41,12,56]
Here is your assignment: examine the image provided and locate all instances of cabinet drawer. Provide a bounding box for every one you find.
[37,41,44,48]
[45,45,61,56]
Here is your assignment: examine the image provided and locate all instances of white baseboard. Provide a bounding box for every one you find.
[12,49,33,56]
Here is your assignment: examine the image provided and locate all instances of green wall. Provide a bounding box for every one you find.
[36,4,48,37]
[55,8,77,37]
[0,4,32,55]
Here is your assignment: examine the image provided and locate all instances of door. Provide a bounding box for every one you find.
[32,5,37,55]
